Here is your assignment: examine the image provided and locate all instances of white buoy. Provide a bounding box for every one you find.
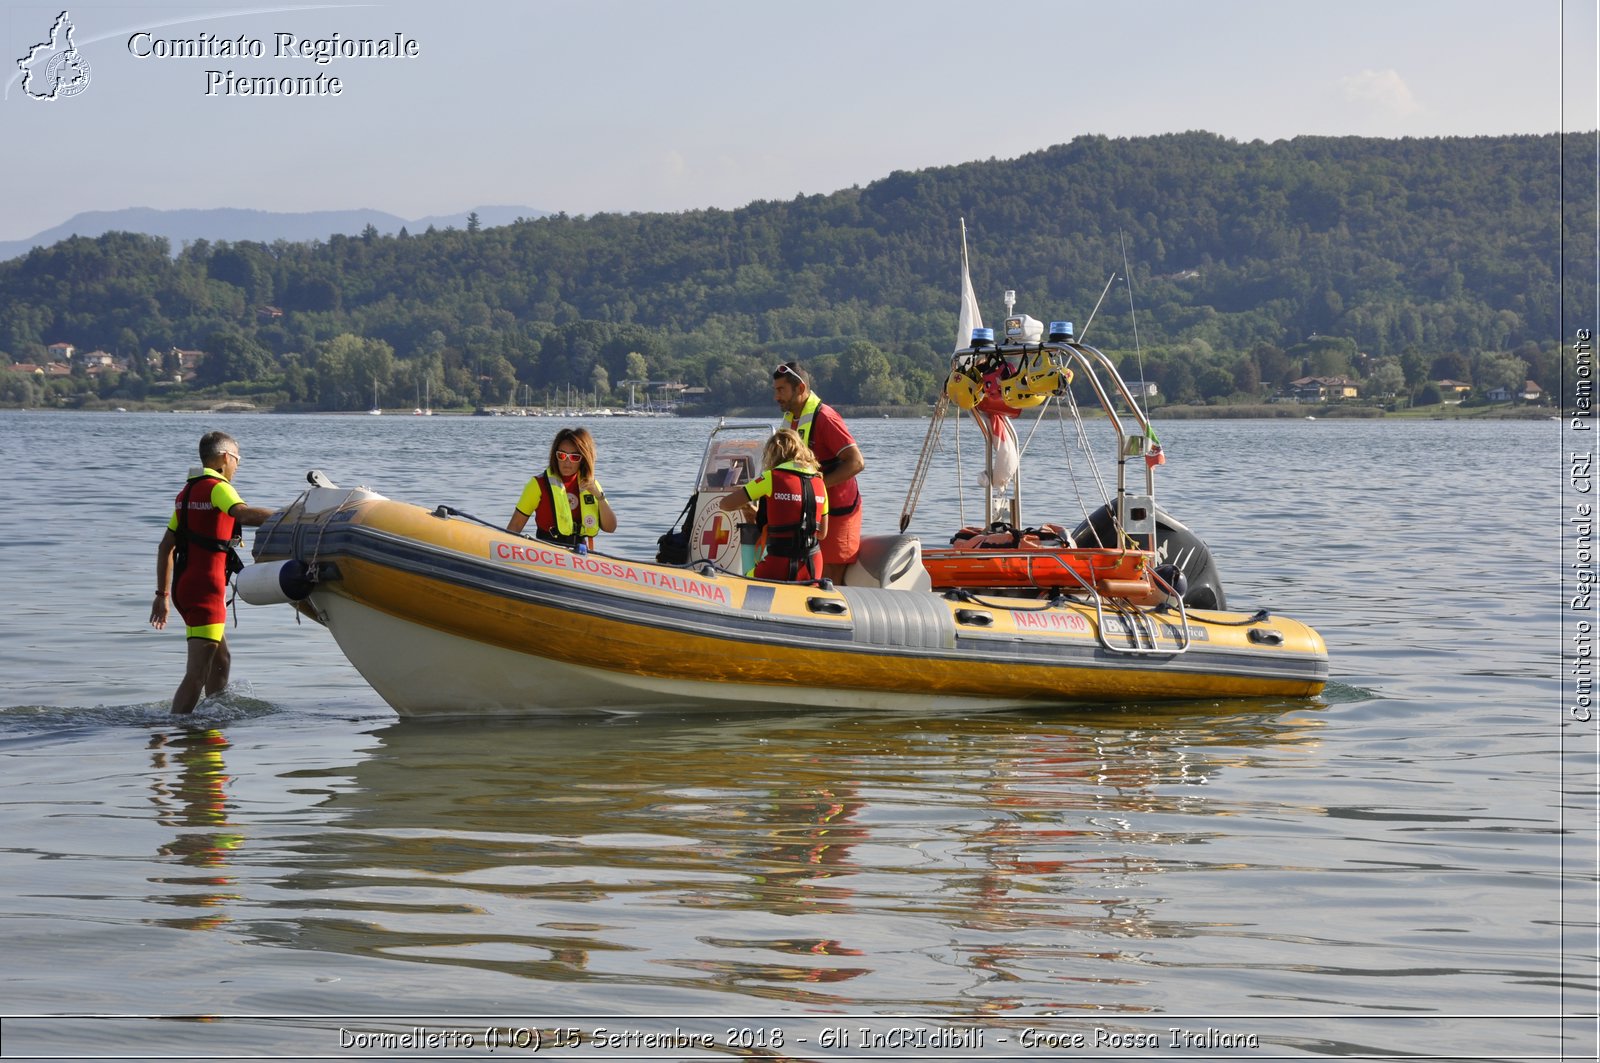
[236,559,314,605]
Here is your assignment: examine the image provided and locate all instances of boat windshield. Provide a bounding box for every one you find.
[697,437,764,491]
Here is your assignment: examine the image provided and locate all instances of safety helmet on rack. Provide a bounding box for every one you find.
[1000,372,1052,408]
[945,367,983,409]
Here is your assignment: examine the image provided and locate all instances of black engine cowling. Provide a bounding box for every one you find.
[1071,502,1227,610]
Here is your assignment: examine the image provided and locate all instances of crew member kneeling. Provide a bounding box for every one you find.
[720,428,829,582]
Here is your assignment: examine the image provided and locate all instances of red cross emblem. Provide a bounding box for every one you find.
[700,513,731,560]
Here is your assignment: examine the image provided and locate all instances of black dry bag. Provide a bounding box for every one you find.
[655,494,696,565]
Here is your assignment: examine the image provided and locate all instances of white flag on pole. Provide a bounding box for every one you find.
[956,218,982,351]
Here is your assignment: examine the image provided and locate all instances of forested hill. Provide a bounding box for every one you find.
[2,131,1592,411]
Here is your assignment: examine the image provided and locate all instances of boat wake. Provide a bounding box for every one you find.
[1317,680,1381,704]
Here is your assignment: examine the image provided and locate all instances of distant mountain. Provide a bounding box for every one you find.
[0,205,547,260]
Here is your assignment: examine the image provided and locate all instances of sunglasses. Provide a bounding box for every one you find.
[555,450,582,462]
[773,363,803,385]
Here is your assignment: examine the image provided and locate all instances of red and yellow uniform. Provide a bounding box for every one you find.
[741,461,828,582]
[782,391,861,566]
[167,469,245,641]
[514,469,605,549]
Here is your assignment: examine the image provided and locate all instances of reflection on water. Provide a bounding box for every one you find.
[147,728,242,932]
[233,706,1331,1011]
[0,414,1584,1059]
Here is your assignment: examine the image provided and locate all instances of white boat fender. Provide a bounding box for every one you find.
[237,559,316,606]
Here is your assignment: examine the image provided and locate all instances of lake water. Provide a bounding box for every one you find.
[0,410,1592,1060]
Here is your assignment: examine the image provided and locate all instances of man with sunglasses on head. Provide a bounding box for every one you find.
[150,431,278,714]
[771,361,865,583]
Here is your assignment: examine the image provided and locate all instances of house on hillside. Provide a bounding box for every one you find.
[46,342,75,363]
[160,347,205,384]
[1285,376,1360,403]
[1487,380,1546,403]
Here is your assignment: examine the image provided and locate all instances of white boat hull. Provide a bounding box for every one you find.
[317,592,1036,716]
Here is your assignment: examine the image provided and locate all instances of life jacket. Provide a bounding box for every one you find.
[784,391,823,449]
[783,392,859,517]
[173,472,243,581]
[532,469,602,547]
[755,462,823,580]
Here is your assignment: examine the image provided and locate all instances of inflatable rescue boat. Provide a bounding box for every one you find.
[242,475,1325,717]
[239,284,1327,717]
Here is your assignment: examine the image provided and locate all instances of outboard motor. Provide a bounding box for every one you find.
[1072,502,1227,610]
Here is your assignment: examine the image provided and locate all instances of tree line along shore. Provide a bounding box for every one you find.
[3,131,1590,418]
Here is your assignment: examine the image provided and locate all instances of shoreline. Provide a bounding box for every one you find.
[0,402,1562,422]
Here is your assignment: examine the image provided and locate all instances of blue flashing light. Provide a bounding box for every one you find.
[1048,321,1075,341]
[971,327,995,347]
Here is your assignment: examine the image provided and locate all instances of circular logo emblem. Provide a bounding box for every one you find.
[45,51,92,98]
[45,50,91,97]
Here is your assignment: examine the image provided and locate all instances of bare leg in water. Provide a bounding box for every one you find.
[172,637,230,714]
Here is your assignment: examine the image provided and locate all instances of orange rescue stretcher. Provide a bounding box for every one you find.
[921,526,1162,605]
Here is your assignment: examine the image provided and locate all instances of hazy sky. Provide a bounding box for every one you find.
[2,0,1594,241]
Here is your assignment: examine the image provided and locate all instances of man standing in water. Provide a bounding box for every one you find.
[772,361,864,584]
[150,431,276,714]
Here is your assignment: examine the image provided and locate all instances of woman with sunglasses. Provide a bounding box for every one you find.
[507,426,617,549]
